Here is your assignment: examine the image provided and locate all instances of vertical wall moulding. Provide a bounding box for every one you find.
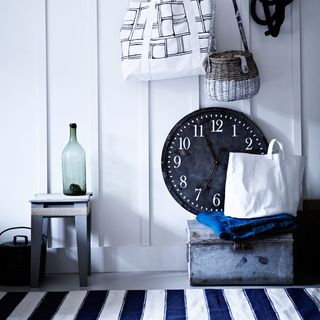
[239,0,252,116]
[92,0,102,247]
[139,81,151,246]
[37,0,49,193]
[191,76,200,111]
[291,0,302,155]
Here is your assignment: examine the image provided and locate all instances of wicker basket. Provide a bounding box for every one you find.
[205,0,260,102]
[205,50,260,101]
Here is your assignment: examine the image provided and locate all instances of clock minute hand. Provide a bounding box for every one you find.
[203,149,223,192]
[202,162,218,192]
[205,134,218,163]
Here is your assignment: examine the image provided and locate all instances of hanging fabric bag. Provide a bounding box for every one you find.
[120,0,212,81]
[204,0,260,101]
[224,139,305,219]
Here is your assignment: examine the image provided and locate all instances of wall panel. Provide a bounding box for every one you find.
[251,17,296,153]
[150,78,196,246]
[301,0,320,198]
[99,0,142,248]
[0,0,46,239]
[46,0,98,247]
[0,0,310,272]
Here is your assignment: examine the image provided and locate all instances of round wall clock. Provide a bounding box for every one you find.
[161,107,268,215]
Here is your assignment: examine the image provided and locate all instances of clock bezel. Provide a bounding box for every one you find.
[161,107,268,215]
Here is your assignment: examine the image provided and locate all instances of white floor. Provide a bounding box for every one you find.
[0,271,190,292]
[1,271,319,292]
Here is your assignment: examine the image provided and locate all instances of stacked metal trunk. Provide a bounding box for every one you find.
[187,220,293,285]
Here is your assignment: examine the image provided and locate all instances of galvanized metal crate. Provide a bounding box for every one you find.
[187,220,293,285]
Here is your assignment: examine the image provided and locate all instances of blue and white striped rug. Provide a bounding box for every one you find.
[0,288,319,320]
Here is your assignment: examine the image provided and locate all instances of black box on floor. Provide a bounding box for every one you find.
[0,227,46,286]
[295,201,320,282]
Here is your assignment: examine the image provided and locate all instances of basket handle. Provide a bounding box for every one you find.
[0,227,47,243]
[0,226,31,237]
[208,0,249,55]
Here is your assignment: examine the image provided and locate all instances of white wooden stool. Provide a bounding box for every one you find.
[30,193,92,287]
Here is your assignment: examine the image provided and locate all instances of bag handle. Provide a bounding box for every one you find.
[13,235,29,245]
[208,0,249,55]
[267,139,285,159]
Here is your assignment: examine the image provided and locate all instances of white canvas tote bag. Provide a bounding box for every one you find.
[120,0,211,81]
[224,139,305,219]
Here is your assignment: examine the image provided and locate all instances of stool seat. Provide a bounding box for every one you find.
[31,193,92,203]
[30,193,92,287]
[31,194,91,216]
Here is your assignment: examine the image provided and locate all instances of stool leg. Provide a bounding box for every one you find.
[42,217,49,245]
[31,215,44,287]
[87,213,91,275]
[75,215,88,286]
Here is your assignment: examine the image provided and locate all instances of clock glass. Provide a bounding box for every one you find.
[161,107,268,215]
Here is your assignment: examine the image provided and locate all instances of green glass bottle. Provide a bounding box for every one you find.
[62,123,86,196]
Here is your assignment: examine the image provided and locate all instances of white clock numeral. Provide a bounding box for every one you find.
[179,137,191,150]
[245,137,253,150]
[173,156,181,169]
[180,175,187,188]
[232,124,237,137]
[194,188,202,201]
[213,193,221,207]
[212,119,223,133]
[193,125,204,137]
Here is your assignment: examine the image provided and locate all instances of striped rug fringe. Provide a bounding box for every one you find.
[0,288,319,320]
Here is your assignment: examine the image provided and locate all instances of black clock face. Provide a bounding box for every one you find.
[161,107,268,215]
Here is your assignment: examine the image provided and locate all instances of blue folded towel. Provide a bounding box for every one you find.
[196,211,297,241]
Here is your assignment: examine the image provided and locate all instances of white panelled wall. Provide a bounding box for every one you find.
[0,0,319,273]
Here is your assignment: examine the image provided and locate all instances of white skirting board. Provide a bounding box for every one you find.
[45,245,187,273]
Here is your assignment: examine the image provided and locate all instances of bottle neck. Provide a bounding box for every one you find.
[69,126,78,142]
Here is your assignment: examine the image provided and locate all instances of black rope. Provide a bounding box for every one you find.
[250,0,294,37]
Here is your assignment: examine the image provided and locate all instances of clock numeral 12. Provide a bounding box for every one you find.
[212,119,224,132]
[179,137,191,150]
[193,125,204,137]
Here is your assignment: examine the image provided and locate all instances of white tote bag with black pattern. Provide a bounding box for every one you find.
[120,0,212,81]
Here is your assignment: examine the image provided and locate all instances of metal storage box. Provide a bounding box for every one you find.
[187,220,293,285]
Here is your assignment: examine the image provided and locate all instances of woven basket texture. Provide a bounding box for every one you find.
[205,76,260,102]
[206,50,259,81]
[205,50,260,101]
